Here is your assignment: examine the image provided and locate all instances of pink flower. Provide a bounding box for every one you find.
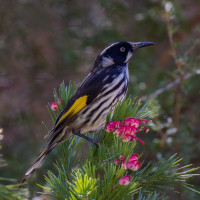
[124,118,140,128]
[57,98,62,105]
[114,158,120,166]
[113,128,121,137]
[114,126,126,136]
[105,124,116,132]
[137,119,149,124]
[119,154,125,161]
[50,102,58,111]
[132,135,144,145]
[129,154,139,162]
[119,175,132,185]
[130,127,139,135]
[105,117,149,145]
[105,121,121,132]
[127,160,141,171]
[121,134,132,142]
[108,121,121,128]
[124,126,132,134]
[121,160,127,169]
[113,121,121,128]
[118,126,126,134]
[128,153,141,170]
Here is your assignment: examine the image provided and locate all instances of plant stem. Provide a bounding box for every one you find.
[164,1,183,199]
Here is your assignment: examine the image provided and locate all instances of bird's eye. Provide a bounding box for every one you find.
[120,47,125,52]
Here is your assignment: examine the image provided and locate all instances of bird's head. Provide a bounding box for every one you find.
[97,41,155,67]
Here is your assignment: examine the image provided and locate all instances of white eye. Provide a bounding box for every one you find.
[120,47,125,52]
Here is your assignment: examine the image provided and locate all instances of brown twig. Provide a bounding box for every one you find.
[164,2,183,199]
[141,70,199,101]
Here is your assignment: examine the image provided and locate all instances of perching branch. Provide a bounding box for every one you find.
[141,69,199,101]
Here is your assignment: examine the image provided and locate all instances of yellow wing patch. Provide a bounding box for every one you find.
[56,95,88,126]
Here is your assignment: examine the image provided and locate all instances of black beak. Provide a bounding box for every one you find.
[130,42,155,51]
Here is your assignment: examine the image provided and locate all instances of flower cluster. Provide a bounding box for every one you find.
[115,154,141,171]
[116,153,141,185]
[105,118,149,145]
[50,98,62,111]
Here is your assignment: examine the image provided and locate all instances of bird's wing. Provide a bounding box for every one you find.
[53,70,106,133]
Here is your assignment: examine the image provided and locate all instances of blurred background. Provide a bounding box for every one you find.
[0,0,199,199]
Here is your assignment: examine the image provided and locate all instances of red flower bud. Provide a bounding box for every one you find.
[57,98,62,105]
[50,102,58,111]
[143,126,150,133]
[119,154,125,161]
[114,158,120,166]
[119,175,132,185]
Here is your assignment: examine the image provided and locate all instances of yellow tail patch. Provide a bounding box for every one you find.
[56,95,88,126]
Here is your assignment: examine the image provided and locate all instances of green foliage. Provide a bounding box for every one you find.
[0,184,28,200]
[39,82,200,200]
[69,170,98,199]
[0,130,28,200]
[0,1,199,199]
[111,97,159,122]
[137,191,168,200]
[47,81,77,124]
[134,154,199,193]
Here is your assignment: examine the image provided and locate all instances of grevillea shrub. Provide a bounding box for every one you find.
[36,82,200,200]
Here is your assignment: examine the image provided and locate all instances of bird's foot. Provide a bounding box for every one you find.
[92,137,100,147]
[74,133,100,147]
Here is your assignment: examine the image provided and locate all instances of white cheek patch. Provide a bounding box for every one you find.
[125,51,133,62]
[102,56,115,67]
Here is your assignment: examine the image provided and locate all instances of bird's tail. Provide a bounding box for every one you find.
[18,143,56,189]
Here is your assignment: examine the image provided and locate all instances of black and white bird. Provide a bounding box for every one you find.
[21,41,154,185]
